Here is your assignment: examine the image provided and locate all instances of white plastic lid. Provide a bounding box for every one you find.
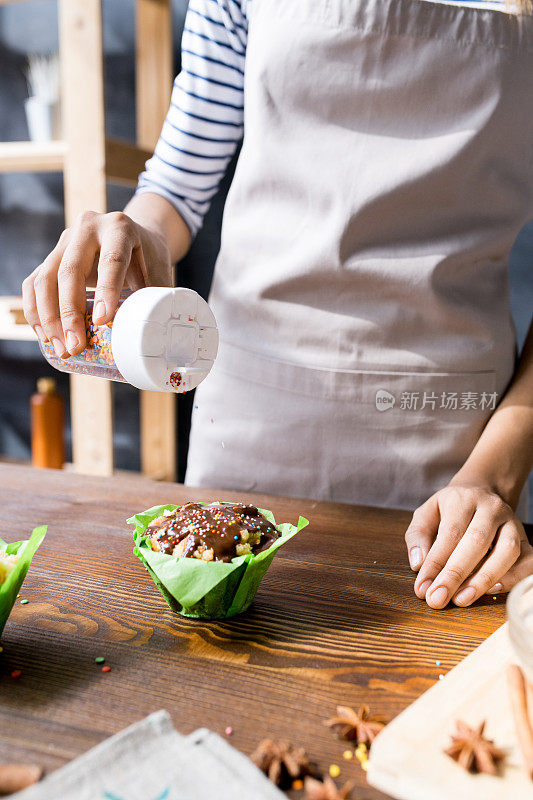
[111,287,218,393]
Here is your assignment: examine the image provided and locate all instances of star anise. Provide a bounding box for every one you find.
[303,776,354,800]
[251,738,312,786]
[325,704,387,746]
[444,720,506,775]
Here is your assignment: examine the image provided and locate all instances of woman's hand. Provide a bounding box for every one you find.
[405,483,533,609]
[22,209,172,358]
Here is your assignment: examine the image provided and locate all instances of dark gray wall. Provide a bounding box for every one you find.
[0,1,531,517]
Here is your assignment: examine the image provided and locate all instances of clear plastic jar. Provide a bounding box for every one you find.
[507,575,533,684]
[40,290,127,383]
[39,287,218,393]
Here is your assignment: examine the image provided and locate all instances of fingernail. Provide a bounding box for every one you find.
[488,582,503,594]
[429,586,448,606]
[454,586,476,606]
[66,331,79,353]
[93,301,106,322]
[409,547,423,570]
[34,325,46,343]
[416,578,432,597]
[51,337,66,357]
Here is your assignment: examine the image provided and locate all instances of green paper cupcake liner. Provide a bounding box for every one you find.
[0,526,47,636]
[129,504,308,619]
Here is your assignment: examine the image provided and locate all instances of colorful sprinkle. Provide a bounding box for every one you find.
[329,764,340,778]
[355,743,369,771]
[95,656,105,664]
[225,726,233,736]
[438,674,444,680]
[42,305,118,377]
[0,647,3,653]
[169,371,182,390]
[292,779,304,790]
[20,599,29,605]
[435,660,441,666]
[343,750,353,760]
[102,665,111,673]
[493,596,497,600]
[11,669,21,679]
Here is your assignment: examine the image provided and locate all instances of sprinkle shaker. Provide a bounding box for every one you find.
[39,287,218,393]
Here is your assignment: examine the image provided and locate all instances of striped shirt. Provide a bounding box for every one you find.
[136,0,509,239]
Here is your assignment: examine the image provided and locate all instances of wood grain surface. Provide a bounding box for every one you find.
[0,464,528,799]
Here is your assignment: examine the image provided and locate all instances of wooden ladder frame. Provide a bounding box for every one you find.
[0,0,176,481]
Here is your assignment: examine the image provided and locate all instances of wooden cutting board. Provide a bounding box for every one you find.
[367,622,533,800]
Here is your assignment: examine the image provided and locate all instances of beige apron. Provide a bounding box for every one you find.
[186,0,533,520]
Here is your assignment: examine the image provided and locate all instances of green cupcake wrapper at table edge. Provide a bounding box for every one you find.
[128,504,309,619]
[0,525,47,636]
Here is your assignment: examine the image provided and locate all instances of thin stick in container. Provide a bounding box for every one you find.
[507,663,533,779]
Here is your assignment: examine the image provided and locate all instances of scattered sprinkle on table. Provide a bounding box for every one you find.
[11,669,22,679]
[95,656,105,664]
[343,750,353,760]
[20,599,29,605]
[101,665,111,673]
[292,779,304,790]
[210,418,214,423]
[221,441,225,448]
[225,726,233,736]
[329,764,340,778]
[355,743,369,771]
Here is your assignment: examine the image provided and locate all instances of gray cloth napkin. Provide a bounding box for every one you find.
[13,710,284,800]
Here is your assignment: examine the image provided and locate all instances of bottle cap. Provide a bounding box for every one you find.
[111,287,218,392]
[37,377,57,394]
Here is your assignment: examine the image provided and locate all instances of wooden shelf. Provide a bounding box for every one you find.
[0,322,36,342]
[105,139,151,186]
[0,296,37,342]
[0,140,66,173]
[0,139,150,186]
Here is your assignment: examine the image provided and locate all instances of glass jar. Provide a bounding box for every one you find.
[507,575,533,684]
[39,287,218,394]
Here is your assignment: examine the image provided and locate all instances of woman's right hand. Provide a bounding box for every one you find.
[22,209,172,358]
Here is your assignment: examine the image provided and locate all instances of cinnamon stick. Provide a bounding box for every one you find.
[0,764,42,795]
[507,663,533,780]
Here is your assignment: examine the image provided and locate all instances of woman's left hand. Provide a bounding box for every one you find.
[404,483,533,608]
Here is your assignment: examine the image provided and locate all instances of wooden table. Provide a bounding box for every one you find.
[1,464,527,799]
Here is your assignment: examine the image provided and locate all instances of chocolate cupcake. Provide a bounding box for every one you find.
[147,502,279,562]
[130,502,308,619]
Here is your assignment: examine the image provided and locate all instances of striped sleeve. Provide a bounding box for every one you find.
[422,0,507,7]
[136,0,248,239]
